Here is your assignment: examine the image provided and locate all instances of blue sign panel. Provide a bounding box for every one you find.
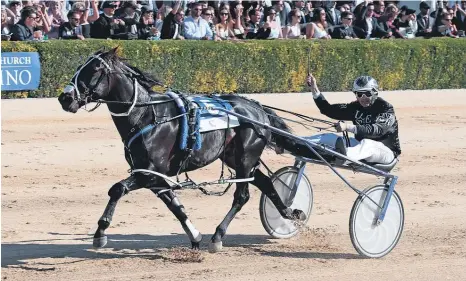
[1,52,41,91]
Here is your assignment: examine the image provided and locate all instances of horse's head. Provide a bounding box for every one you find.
[58,47,120,113]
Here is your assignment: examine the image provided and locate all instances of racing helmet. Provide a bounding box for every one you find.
[352,76,379,105]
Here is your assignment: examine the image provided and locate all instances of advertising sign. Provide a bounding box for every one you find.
[1,52,41,91]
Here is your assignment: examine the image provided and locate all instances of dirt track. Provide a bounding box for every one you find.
[2,90,466,281]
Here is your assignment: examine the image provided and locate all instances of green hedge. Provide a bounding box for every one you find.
[1,38,465,98]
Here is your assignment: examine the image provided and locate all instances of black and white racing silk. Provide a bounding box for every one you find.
[314,96,401,156]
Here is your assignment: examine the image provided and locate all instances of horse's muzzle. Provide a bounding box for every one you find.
[58,92,80,113]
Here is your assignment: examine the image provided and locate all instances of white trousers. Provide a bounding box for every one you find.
[303,133,395,164]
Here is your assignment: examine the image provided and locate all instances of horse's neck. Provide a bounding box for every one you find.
[107,81,153,140]
[108,87,176,142]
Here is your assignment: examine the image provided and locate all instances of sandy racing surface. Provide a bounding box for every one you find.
[2,90,466,281]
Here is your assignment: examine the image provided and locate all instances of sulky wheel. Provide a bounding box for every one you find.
[259,166,313,239]
[349,184,404,258]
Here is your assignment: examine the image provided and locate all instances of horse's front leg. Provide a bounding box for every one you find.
[93,175,142,248]
[153,185,203,249]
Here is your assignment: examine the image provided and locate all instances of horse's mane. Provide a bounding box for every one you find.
[109,52,164,92]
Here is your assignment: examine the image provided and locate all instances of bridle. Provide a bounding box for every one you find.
[64,52,146,116]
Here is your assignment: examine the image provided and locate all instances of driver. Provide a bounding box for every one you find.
[305,73,401,164]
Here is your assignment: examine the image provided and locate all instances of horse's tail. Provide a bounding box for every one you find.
[262,107,296,154]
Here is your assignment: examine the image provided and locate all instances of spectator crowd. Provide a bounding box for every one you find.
[1,0,465,42]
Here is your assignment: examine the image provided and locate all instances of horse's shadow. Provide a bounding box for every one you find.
[2,233,362,268]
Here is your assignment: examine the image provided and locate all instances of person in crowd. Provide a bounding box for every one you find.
[71,0,99,38]
[31,2,50,35]
[284,8,304,39]
[116,1,139,39]
[306,7,331,39]
[1,4,12,40]
[373,0,385,18]
[46,0,67,39]
[138,5,160,40]
[331,11,359,39]
[416,1,433,37]
[453,1,466,32]
[338,2,351,14]
[215,7,234,40]
[90,1,126,39]
[10,6,43,41]
[58,10,85,40]
[292,0,309,34]
[354,0,388,39]
[230,1,245,39]
[202,7,215,36]
[272,0,287,27]
[160,0,184,40]
[433,9,459,37]
[393,6,417,38]
[324,0,341,27]
[6,1,21,24]
[262,7,283,39]
[183,2,213,40]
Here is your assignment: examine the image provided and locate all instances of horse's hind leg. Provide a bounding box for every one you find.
[252,169,306,220]
[93,175,142,248]
[210,135,255,252]
[153,187,203,249]
[210,181,250,253]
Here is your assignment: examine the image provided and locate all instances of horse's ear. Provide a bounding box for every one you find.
[108,46,119,57]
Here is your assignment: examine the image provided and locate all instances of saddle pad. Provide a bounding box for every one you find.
[188,96,240,133]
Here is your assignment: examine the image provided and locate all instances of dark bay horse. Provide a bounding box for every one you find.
[58,47,305,252]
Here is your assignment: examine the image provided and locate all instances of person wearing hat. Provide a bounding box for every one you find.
[112,0,139,39]
[115,0,140,19]
[137,5,161,39]
[416,1,433,37]
[91,1,126,39]
[300,73,401,166]
[71,0,99,38]
[393,5,418,38]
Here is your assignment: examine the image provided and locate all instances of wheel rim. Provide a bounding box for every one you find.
[352,187,404,257]
[264,170,312,237]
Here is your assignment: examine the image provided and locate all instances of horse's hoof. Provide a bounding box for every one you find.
[191,233,203,249]
[93,236,108,248]
[192,241,200,250]
[293,209,307,221]
[208,241,223,253]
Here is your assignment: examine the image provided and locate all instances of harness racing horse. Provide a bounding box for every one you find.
[58,47,306,252]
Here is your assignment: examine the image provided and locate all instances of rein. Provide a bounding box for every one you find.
[66,52,171,116]
[68,51,350,195]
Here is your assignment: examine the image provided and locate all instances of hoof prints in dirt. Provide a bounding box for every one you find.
[165,247,204,263]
